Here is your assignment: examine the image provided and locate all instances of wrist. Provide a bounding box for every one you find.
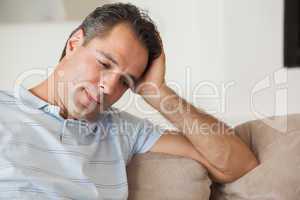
[136,80,166,96]
[141,82,173,108]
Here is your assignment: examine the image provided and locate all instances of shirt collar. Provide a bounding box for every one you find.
[15,84,64,121]
[16,84,49,110]
[15,84,107,136]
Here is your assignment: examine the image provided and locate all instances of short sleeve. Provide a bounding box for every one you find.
[132,118,165,154]
[109,108,165,156]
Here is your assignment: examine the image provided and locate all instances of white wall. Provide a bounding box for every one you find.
[114,0,226,129]
[222,0,300,124]
[0,22,79,89]
[0,0,299,128]
[0,0,65,23]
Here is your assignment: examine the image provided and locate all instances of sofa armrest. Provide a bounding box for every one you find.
[211,114,300,200]
[127,152,212,200]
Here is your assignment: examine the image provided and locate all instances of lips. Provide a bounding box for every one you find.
[84,89,100,105]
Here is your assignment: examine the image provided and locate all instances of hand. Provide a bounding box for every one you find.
[133,50,166,96]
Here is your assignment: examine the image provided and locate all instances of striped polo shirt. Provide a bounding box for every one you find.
[0,85,164,200]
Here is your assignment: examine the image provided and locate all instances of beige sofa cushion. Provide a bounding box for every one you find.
[127,152,211,200]
[211,114,300,200]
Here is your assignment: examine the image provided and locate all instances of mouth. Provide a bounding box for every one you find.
[84,89,101,105]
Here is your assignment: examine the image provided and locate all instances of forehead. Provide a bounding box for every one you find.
[86,23,149,78]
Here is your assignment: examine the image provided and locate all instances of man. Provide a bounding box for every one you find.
[0,3,258,199]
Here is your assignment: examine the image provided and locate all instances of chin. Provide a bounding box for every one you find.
[78,104,108,121]
[82,112,98,122]
[69,93,108,121]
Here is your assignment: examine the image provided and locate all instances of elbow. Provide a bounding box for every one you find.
[208,138,259,183]
[217,137,259,183]
[192,135,259,183]
[219,154,259,183]
[241,155,259,176]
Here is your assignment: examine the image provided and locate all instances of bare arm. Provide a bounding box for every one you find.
[134,50,258,183]
[145,84,258,183]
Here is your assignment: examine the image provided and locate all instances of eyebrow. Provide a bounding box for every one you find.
[96,50,139,88]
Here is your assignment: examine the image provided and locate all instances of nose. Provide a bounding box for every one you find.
[98,72,120,95]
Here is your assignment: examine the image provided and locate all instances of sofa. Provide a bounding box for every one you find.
[126,114,300,200]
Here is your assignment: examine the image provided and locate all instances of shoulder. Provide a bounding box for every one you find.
[105,107,144,124]
[0,90,24,122]
[0,90,19,108]
[0,90,17,102]
[106,107,165,134]
[101,107,156,135]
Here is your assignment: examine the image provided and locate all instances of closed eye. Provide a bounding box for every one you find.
[97,60,110,69]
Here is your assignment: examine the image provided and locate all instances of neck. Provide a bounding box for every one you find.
[29,71,69,119]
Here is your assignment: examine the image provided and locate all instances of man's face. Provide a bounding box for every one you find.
[58,23,149,120]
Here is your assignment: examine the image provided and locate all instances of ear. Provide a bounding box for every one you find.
[65,28,85,58]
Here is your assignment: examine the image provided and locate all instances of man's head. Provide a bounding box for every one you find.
[55,3,162,120]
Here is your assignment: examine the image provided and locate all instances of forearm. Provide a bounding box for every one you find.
[143,84,258,181]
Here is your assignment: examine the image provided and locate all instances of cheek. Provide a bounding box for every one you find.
[74,65,101,85]
[89,67,109,84]
[71,54,100,79]
[76,90,88,107]
[69,89,89,111]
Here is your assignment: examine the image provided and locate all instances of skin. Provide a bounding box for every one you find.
[30,22,258,183]
[31,23,148,121]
